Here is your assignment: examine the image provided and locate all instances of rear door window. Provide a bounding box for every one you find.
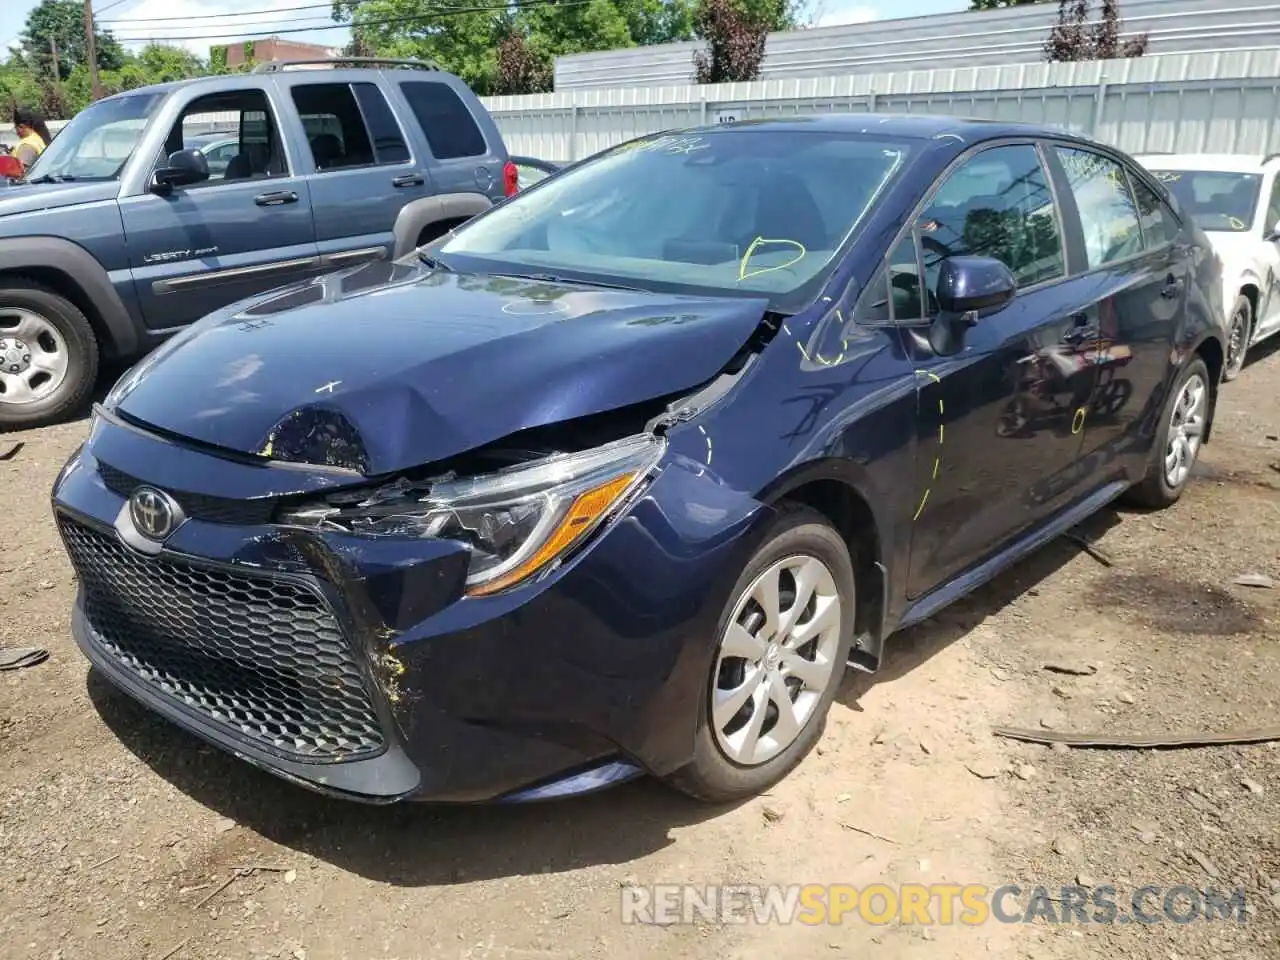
[398,81,487,159]
[290,83,379,171]
[1055,147,1144,269]
[1129,173,1180,248]
[352,82,410,164]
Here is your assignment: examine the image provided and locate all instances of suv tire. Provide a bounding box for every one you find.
[0,281,99,432]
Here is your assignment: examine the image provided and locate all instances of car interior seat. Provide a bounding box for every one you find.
[309,134,344,171]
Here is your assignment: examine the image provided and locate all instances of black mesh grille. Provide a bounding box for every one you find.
[96,461,277,525]
[59,515,385,762]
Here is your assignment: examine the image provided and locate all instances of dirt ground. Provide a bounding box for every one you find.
[2,344,1278,960]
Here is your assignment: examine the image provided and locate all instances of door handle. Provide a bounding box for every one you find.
[1161,274,1184,299]
[254,190,299,206]
[392,173,425,188]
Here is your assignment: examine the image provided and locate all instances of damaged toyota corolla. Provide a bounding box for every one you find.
[52,116,1224,804]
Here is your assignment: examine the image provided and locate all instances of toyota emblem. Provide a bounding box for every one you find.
[129,486,183,541]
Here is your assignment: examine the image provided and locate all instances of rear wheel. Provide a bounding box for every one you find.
[665,504,855,803]
[1223,294,1252,382]
[1122,357,1210,509]
[0,281,99,432]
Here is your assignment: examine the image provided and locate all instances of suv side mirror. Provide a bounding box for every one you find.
[929,255,1017,355]
[151,148,209,193]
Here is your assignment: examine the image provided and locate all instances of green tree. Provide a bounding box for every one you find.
[19,0,125,81]
[332,0,510,92]
[329,1,723,93]
[0,56,46,113]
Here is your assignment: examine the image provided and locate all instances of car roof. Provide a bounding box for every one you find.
[1132,153,1280,173]
[683,113,1104,146]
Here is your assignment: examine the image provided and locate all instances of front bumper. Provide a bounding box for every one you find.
[53,412,767,803]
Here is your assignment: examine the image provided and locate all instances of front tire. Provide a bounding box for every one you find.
[0,281,99,432]
[1121,356,1210,509]
[665,503,855,803]
[1222,295,1252,382]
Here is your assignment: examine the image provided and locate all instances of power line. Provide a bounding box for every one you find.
[93,0,137,14]
[102,0,540,25]
[111,0,591,42]
[103,2,364,24]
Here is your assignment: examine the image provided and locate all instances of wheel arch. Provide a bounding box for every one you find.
[1191,333,1224,443]
[0,237,139,358]
[756,458,895,672]
[391,192,493,259]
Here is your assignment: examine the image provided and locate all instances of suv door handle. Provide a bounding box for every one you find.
[254,190,299,206]
[1161,274,1184,299]
[392,173,425,188]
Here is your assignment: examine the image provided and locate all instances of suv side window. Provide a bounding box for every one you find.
[918,143,1065,302]
[291,83,386,171]
[399,81,487,159]
[1055,146,1144,268]
[352,83,410,164]
[168,89,285,184]
[1129,171,1180,248]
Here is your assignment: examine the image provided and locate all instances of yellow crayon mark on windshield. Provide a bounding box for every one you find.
[738,236,807,281]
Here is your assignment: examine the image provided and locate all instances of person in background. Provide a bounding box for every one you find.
[12,108,52,171]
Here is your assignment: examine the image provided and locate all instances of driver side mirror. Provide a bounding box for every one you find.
[150,148,209,194]
[936,255,1017,316]
[928,255,1017,356]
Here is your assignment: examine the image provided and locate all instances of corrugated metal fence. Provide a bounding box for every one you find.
[483,48,1280,165]
[552,0,1280,90]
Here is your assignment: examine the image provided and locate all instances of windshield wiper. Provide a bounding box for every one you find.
[417,251,453,271]
[501,271,645,293]
[20,174,76,184]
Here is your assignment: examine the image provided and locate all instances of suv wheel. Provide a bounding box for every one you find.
[1223,294,1252,382]
[1121,356,1210,509]
[0,281,99,432]
[665,504,855,803]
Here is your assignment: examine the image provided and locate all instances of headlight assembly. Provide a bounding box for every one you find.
[279,433,666,597]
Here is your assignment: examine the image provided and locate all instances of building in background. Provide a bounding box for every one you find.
[224,37,340,69]
[553,0,1280,90]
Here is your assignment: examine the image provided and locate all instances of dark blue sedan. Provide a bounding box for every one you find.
[52,115,1227,805]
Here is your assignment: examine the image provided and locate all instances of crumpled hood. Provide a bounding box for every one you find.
[0,180,119,219]
[113,259,769,476]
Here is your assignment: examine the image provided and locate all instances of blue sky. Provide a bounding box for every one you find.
[2,0,969,60]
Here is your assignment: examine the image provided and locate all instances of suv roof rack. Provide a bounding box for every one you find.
[253,57,441,74]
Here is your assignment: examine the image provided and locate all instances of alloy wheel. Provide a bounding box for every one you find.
[0,307,70,406]
[711,554,843,767]
[1164,371,1207,489]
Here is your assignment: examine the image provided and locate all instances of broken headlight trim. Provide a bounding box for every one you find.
[279,433,667,597]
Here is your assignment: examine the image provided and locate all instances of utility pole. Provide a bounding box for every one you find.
[84,0,104,101]
[49,34,61,80]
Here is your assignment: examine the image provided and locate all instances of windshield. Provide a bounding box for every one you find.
[1147,169,1262,232]
[24,92,166,182]
[437,129,914,310]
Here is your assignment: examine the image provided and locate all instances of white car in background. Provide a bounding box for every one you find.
[1134,153,1280,380]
